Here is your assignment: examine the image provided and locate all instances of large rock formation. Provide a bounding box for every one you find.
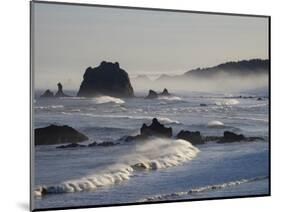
[35,124,89,145]
[177,130,205,145]
[40,89,54,98]
[125,118,172,142]
[55,82,69,97]
[77,61,134,97]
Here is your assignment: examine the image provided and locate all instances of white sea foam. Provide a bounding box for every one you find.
[215,99,239,106]
[35,105,64,110]
[80,113,181,124]
[138,176,268,202]
[34,138,199,196]
[92,96,125,104]
[158,96,182,101]
[207,120,225,127]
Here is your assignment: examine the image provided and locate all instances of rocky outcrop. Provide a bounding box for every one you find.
[40,89,54,98]
[77,61,134,97]
[145,90,158,99]
[35,124,89,145]
[145,88,171,99]
[160,88,170,96]
[177,130,205,145]
[55,82,69,97]
[125,118,172,142]
[218,131,245,143]
[40,83,70,98]
[88,141,117,147]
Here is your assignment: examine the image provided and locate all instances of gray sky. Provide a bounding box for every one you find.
[33,2,269,90]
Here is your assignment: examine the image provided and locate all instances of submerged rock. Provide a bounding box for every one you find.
[35,124,89,145]
[40,89,54,98]
[88,141,117,147]
[56,143,87,149]
[77,61,134,97]
[177,130,205,145]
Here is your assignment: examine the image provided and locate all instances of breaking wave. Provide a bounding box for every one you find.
[138,176,268,202]
[34,105,64,110]
[34,138,199,197]
[207,120,225,128]
[80,113,181,125]
[92,96,125,104]
[158,96,182,101]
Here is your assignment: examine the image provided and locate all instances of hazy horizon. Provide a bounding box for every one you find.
[33,2,269,90]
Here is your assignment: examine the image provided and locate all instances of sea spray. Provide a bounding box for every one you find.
[35,138,199,197]
[92,96,125,104]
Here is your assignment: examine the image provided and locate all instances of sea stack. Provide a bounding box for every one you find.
[77,61,134,97]
[40,89,54,98]
[55,82,69,97]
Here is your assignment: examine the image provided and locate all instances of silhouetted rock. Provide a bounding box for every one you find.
[77,61,134,97]
[125,118,172,142]
[35,125,89,145]
[257,97,263,101]
[145,88,171,99]
[56,143,86,149]
[145,90,158,99]
[161,88,170,96]
[141,118,172,138]
[40,89,54,98]
[177,130,205,145]
[218,131,245,143]
[55,82,69,97]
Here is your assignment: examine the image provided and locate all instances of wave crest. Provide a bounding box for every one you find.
[92,96,125,104]
[35,138,199,197]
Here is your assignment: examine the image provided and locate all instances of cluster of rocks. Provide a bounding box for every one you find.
[40,83,70,98]
[34,119,264,148]
[145,88,170,99]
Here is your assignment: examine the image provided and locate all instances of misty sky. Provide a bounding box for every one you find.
[33,2,269,90]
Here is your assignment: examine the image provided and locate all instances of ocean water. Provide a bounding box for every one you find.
[33,91,269,209]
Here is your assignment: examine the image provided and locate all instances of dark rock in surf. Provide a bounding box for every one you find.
[55,82,69,97]
[35,124,89,145]
[88,141,117,147]
[218,131,245,143]
[177,130,205,145]
[40,89,54,98]
[140,118,172,138]
[145,90,158,99]
[160,88,170,96]
[200,103,207,107]
[125,118,173,142]
[77,61,134,97]
[257,97,263,101]
[56,143,87,149]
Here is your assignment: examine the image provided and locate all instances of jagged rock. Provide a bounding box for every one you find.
[56,143,86,149]
[145,90,158,99]
[40,89,54,98]
[145,88,171,99]
[160,88,170,96]
[141,118,172,138]
[125,118,172,142]
[35,124,89,145]
[77,61,134,97]
[55,82,69,97]
[177,130,205,145]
